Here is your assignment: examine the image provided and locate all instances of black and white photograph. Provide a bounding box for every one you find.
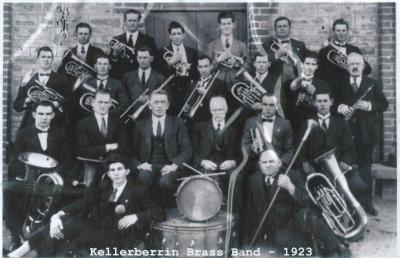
[2,1,397,257]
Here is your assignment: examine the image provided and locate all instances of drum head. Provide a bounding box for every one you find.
[176,176,222,222]
[18,152,58,169]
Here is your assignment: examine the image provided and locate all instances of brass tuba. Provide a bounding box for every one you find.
[306,149,368,240]
[27,80,65,113]
[64,51,97,78]
[163,47,191,76]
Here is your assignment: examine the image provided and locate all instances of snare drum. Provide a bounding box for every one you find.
[152,209,233,255]
[176,176,222,221]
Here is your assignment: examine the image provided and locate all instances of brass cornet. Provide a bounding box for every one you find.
[110,38,136,62]
[64,51,96,79]
[27,80,65,113]
[213,50,244,69]
[163,47,191,76]
[270,41,301,66]
[250,128,264,154]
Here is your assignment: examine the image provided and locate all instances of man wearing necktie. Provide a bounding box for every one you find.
[77,90,129,187]
[122,46,166,120]
[334,52,388,216]
[300,89,371,216]
[13,47,68,130]
[262,17,307,89]
[207,11,249,88]
[132,90,191,208]
[192,96,238,195]
[316,18,372,99]
[6,101,72,251]
[110,9,158,80]
[7,154,164,257]
[244,150,350,256]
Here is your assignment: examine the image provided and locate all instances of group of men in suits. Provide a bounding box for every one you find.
[7,7,390,256]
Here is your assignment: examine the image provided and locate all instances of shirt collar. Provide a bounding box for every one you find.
[301,72,314,80]
[261,115,276,121]
[35,126,50,132]
[94,113,108,122]
[139,67,151,74]
[212,119,225,129]
[152,114,166,123]
[256,71,268,81]
[221,35,233,44]
[317,113,330,120]
[172,44,184,51]
[78,43,89,50]
[126,31,138,40]
[350,76,362,85]
[113,180,127,198]
[334,40,347,47]
[97,75,109,80]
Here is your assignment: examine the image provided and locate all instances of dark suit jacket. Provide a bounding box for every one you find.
[300,115,356,166]
[316,43,372,99]
[157,44,198,79]
[334,75,388,144]
[86,78,130,116]
[76,114,129,159]
[132,116,192,169]
[110,32,158,80]
[9,125,71,180]
[62,179,165,237]
[242,115,294,167]
[245,169,309,243]
[13,71,69,129]
[192,120,238,166]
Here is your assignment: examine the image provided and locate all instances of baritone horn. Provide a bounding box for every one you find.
[213,50,244,69]
[163,47,191,76]
[64,51,97,79]
[324,37,348,71]
[306,149,368,240]
[109,38,136,62]
[27,80,65,113]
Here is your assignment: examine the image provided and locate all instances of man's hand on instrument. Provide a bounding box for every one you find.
[251,102,263,111]
[201,160,218,171]
[111,41,125,57]
[106,143,119,152]
[161,164,178,176]
[118,214,138,230]
[277,174,295,195]
[338,104,354,120]
[138,94,150,103]
[302,162,316,175]
[301,81,316,95]
[167,52,182,66]
[21,69,35,86]
[216,51,231,63]
[50,211,65,239]
[220,160,237,170]
[195,86,207,95]
[339,162,352,173]
[138,162,152,171]
[353,100,370,111]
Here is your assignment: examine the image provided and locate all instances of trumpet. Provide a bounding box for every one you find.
[27,80,65,113]
[306,149,367,240]
[64,51,96,79]
[120,74,175,123]
[214,50,244,69]
[250,128,264,154]
[110,38,136,62]
[270,41,301,66]
[73,75,119,113]
[163,47,191,76]
[178,70,220,119]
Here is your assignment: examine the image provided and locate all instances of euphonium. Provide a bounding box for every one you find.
[214,50,244,69]
[324,37,348,71]
[110,38,136,62]
[178,70,220,119]
[231,67,266,109]
[306,149,368,240]
[64,51,97,78]
[163,47,191,76]
[27,80,65,112]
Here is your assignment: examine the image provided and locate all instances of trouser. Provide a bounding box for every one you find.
[354,137,375,203]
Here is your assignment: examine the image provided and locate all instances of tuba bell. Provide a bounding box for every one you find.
[305,149,368,240]
[231,67,266,109]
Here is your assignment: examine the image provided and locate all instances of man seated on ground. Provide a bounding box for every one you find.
[8,154,165,258]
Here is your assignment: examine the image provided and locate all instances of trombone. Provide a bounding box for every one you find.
[109,38,136,62]
[163,47,191,76]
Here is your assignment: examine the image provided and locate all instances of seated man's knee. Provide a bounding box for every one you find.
[137,169,154,186]
[159,172,177,190]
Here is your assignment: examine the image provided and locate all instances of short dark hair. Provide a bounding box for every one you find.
[103,154,130,172]
[168,21,185,34]
[302,50,319,63]
[94,89,111,100]
[124,9,142,21]
[252,52,269,64]
[33,100,55,113]
[314,87,333,100]
[95,53,111,63]
[37,46,53,58]
[75,22,92,34]
[197,55,212,65]
[274,16,291,28]
[217,11,235,23]
[150,89,169,101]
[332,18,349,31]
[136,45,153,56]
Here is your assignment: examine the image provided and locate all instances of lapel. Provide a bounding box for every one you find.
[206,121,215,144]
[89,115,105,138]
[116,183,130,207]
[72,46,78,56]
[46,127,55,152]
[86,44,93,62]
[146,70,156,89]
[290,39,301,56]
[164,116,172,151]
[144,118,152,153]
[357,76,369,96]
[271,116,281,145]
[254,173,270,208]
[31,126,45,151]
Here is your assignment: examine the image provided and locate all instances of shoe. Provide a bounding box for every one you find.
[8,239,21,252]
[365,204,379,216]
[338,244,352,258]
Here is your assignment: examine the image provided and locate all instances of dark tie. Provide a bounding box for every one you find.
[156,120,162,137]
[141,71,146,87]
[265,177,272,187]
[108,188,117,202]
[262,118,273,123]
[255,76,261,83]
[225,38,230,49]
[98,78,107,90]
[128,34,133,47]
[80,46,85,58]
[39,73,50,77]
[101,117,107,137]
[351,77,358,92]
[280,40,290,44]
[321,118,328,131]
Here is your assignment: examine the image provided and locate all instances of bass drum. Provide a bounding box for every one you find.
[152,209,233,256]
[176,176,222,222]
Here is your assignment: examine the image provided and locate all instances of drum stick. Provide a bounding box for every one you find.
[77,156,103,163]
[177,172,226,181]
[182,163,205,176]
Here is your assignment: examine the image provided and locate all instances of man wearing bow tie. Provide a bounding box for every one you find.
[333,52,388,215]
[6,101,72,251]
[13,47,69,130]
[122,46,166,121]
[316,18,372,99]
[132,90,192,207]
[76,90,129,186]
[110,9,158,80]
[7,154,164,257]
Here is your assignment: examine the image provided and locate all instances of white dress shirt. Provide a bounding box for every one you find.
[152,115,166,136]
[350,76,362,90]
[36,126,50,151]
[256,72,268,83]
[94,113,108,132]
[126,31,139,46]
[111,180,127,202]
[77,43,89,59]
[97,76,109,89]
[172,44,188,63]
[265,175,275,185]
[212,120,225,130]
[262,115,275,143]
[138,68,151,84]
[317,113,330,129]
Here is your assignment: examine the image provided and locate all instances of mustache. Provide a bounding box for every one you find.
[351,68,359,72]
